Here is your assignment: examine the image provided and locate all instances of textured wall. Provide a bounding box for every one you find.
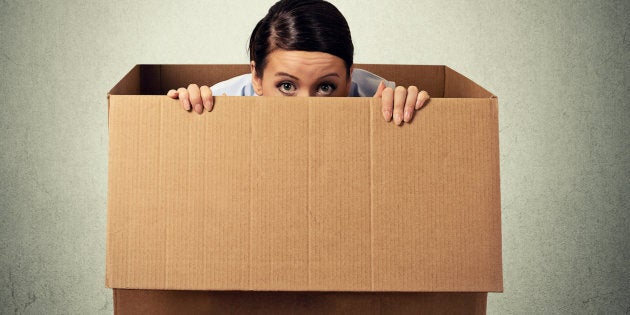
[1,0,628,314]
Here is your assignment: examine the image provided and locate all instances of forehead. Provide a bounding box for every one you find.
[264,50,347,79]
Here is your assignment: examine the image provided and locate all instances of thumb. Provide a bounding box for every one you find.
[373,81,386,98]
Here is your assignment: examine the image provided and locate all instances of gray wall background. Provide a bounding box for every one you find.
[1,0,628,314]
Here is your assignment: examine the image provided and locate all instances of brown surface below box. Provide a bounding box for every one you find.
[107,64,501,314]
[114,290,487,315]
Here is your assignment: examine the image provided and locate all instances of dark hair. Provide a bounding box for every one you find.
[248,0,354,78]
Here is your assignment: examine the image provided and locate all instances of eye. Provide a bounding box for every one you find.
[316,82,337,96]
[277,81,297,95]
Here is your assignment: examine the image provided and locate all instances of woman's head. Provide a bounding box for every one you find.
[248,0,355,96]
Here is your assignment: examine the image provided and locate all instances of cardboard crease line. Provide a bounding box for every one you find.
[248,98,253,289]
[159,98,166,289]
[369,99,374,291]
[307,99,311,288]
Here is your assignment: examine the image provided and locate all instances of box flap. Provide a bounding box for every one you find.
[444,66,495,98]
[106,65,501,292]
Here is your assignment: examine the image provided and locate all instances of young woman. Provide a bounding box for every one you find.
[168,0,429,125]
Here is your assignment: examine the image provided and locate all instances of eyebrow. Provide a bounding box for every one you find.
[275,72,340,81]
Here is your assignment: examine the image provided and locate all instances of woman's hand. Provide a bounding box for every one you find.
[374,81,430,125]
[167,84,214,114]
[168,81,430,121]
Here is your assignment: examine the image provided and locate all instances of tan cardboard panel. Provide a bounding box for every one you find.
[107,93,502,292]
[108,96,252,289]
[370,97,502,291]
[114,289,487,315]
[248,98,310,289]
[307,100,372,290]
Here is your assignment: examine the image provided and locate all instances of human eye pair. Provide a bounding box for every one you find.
[276,81,337,96]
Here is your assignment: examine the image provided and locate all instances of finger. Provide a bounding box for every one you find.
[393,86,407,125]
[373,81,386,98]
[381,87,394,122]
[177,87,191,111]
[404,86,419,122]
[200,85,213,112]
[188,84,203,114]
[416,90,430,110]
[167,89,179,99]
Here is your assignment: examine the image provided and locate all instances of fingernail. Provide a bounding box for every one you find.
[404,110,412,122]
[394,113,403,125]
[194,104,202,114]
[416,98,424,109]
[383,110,392,121]
[184,100,191,111]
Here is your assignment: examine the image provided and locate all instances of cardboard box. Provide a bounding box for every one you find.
[107,64,501,314]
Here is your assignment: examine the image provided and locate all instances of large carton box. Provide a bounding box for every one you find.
[107,64,501,314]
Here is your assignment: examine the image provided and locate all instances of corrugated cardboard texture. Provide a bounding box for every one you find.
[107,65,501,292]
[113,289,487,315]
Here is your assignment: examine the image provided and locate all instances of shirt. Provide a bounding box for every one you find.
[210,68,395,96]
